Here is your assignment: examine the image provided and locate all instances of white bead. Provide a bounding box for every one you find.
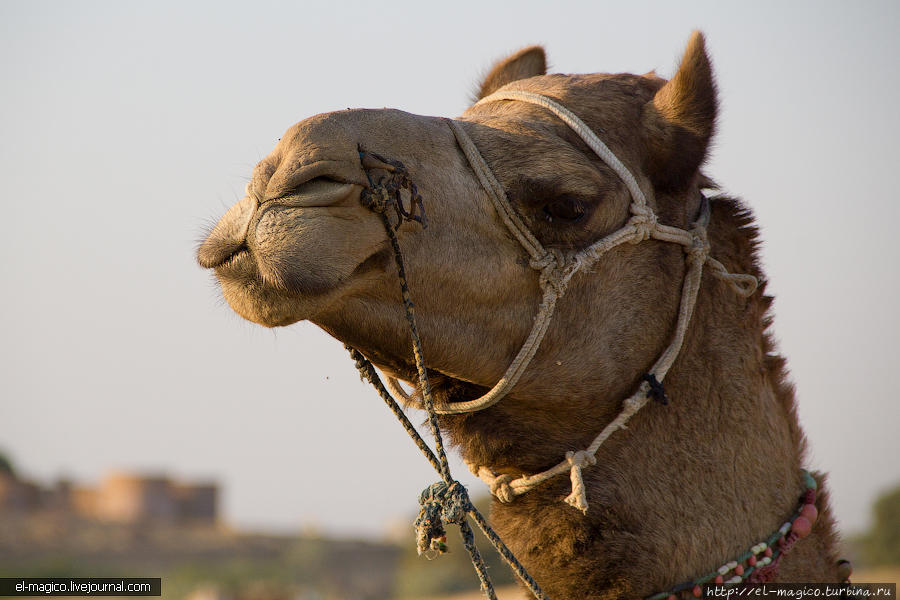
[718,561,737,575]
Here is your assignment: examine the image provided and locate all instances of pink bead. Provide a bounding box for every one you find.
[735,564,744,576]
[693,585,702,598]
[791,516,812,538]
[715,575,724,584]
[764,547,773,557]
[800,503,818,523]
[748,556,757,566]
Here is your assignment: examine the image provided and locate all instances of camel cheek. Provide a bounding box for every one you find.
[253,206,383,296]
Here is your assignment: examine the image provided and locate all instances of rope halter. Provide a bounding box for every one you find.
[387,87,758,512]
[346,86,835,600]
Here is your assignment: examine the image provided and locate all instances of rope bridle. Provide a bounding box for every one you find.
[344,89,779,599]
[383,88,758,513]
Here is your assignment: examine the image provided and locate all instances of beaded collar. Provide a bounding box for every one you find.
[647,471,821,599]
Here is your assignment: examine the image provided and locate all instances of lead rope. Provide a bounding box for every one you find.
[349,156,549,600]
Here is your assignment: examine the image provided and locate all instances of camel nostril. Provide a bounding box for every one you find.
[262,178,361,208]
[197,195,256,269]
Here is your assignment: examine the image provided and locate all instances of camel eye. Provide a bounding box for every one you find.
[543,196,586,223]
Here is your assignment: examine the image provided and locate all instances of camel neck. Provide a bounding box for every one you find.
[439,199,839,596]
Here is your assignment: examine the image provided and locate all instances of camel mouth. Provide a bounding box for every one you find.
[207,249,303,328]
[212,246,253,280]
[389,368,489,410]
[199,173,392,327]
[433,376,489,408]
[213,238,337,300]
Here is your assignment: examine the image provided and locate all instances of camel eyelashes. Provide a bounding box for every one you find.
[511,177,590,225]
[543,195,586,223]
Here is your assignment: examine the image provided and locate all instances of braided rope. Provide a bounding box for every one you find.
[348,195,549,599]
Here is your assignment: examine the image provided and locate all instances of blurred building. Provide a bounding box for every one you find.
[0,466,218,525]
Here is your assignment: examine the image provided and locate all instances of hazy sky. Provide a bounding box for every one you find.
[2,0,898,540]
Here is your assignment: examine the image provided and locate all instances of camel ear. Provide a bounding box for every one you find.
[477,46,547,100]
[641,32,717,192]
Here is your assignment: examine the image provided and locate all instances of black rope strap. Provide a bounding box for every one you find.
[642,373,669,405]
[347,344,546,600]
[345,155,548,600]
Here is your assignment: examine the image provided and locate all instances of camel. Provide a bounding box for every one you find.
[197,32,845,598]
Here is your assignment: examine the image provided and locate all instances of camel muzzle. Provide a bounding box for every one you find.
[197,194,255,269]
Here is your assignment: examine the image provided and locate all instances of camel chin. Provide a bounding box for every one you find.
[213,253,309,328]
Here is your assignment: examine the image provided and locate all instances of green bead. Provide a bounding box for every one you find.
[802,470,818,491]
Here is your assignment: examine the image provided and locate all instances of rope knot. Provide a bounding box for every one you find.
[687,226,711,266]
[563,450,596,514]
[565,449,597,469]
[360,184,393,215]
[489,473,516,504]
[414,481,472,558]
[628,203,658,243]
[528,250,557,272]
[531,248,570,296]
[358,149,427,229]
[623,395,645,413]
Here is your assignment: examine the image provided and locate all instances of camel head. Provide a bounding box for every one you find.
[199,34,846,595]
[198,32,718,428]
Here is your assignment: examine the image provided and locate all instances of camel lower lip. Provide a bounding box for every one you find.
[214,248,252,279]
